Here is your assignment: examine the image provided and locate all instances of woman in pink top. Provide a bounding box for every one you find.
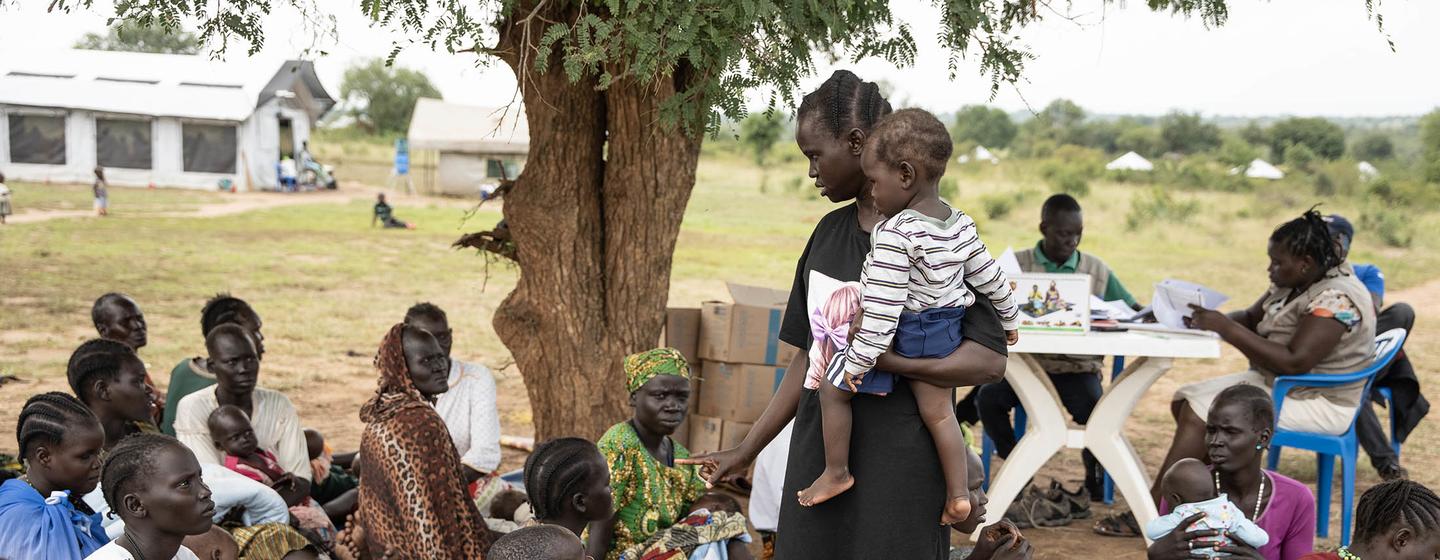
[1148,385,1316,560]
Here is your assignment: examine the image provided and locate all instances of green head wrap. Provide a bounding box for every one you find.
[624,347,691,393]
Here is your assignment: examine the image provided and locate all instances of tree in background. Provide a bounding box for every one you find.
[1352,133,1394,161]
[340,59,442,134]
[1116,126,1163,158]
[74,21,199,54]
[1015,99,1090,156]
[1283,143,1317,171]
[1159,111,1221,154]
[951,105,1017,149]
[69,0,1272,439]
[1269,117,1346,160]
[1422,110,1440,183]
[1218,136,1259,168]
[739,112,785,166]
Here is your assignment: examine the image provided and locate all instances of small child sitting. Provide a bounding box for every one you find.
[1145,458,1269,556]
[208,406,336,544]
[484,489,535,534]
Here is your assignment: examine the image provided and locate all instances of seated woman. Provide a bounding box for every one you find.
[336,324,492,558]
[1146,385,1316,560]
[1299,479,1440,560]
[87,433,216,560]
[1098,210,1375,539]
[0,393,109,560]
[588,348,707,560]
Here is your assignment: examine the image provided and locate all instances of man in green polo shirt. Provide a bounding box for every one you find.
[978,193,1139,501]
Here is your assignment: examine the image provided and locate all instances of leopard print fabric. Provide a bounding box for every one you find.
[350,323,493,558]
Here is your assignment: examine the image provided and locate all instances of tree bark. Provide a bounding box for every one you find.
[492,4,703,440]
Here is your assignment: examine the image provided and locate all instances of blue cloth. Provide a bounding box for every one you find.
[1144,494,1269,557]
[1352,263,1385,299]
[826,306,966,395]
[0,479,108,560]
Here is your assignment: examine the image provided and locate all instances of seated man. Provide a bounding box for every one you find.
[93,292,165,424]
[977,194,1141,500]
[174,324,313,500]
[403,303,502,492]
[1326,214,1428,480]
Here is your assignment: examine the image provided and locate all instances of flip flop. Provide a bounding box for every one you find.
[1093,510,1142,538]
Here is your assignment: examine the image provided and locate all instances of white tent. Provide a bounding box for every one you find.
[0,49,334,191]
[1357,161,1380,181]
[407,98,529,197]
[1231,158,1284,180]
[957,145,999,165]
[1105,151,1153,172]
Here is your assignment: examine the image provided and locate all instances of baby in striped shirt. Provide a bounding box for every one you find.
[798,108,1021,525]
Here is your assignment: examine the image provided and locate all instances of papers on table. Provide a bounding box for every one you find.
[1090,295,1139,321]
[1151,279,1229,331]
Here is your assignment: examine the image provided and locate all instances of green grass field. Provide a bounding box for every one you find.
[2,145,1437,556]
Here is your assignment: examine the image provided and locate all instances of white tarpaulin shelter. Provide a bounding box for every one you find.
[957,145,999,165]
[1232,158,1284,180]
[1357,161,1380,181]
[407,98,529,197]
[0,49,334,191]
[1105,151,1154,172]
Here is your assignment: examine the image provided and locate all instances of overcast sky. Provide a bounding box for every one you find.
[2,0,1435,118]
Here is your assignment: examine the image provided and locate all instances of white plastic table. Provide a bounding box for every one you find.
[973,329,1221,544]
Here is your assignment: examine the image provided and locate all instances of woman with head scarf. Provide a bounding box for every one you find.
[588,348,707,560]
[339,324,493,558]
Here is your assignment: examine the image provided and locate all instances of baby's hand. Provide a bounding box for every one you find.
[1005,330,1020,346]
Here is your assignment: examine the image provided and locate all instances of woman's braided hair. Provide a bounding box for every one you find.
[1353,479,1440,544]
[1270,207,1340,272]
[66,338,138,404]
[523,437,603,520]
[17,391,97,458]
[101,432,185,518]
[797,70,893,138]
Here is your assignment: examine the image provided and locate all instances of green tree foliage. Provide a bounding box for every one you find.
[1016,99,1090,155]
[1240,121,1269,147]
[1351,133,1394,160]
[1269,117,1346,160]
[340,59,442,134]
[74,21,199,54]
[1283,143,1317,171]
[1421,110,1440,182]
[1115,126,1163,158]
[951,105,1017,150]
[1159,111,1221,154]
[1218,136,1258,168]
[739,112,784,166]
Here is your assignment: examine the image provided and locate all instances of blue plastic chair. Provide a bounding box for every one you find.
[1374,386,1403,459]
[1265,328,1407,546]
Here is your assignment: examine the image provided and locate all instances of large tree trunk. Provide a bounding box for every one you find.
[492,4,703,440]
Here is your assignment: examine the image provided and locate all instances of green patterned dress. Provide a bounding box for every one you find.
[596,421,706,560]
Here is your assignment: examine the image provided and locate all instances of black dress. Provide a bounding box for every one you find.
[773,203,1007,560]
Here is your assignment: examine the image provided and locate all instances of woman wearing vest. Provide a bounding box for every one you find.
[1095,209,1375,540]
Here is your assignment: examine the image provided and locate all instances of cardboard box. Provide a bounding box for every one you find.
[664,308,703,367]
[699,283,799,366]
[688,414,723,454]
[720,420,752,451]
[696,361,786,423]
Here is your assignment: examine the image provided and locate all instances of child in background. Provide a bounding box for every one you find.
[1144,458,1269,556]
[93,166,109,217]
[800,108,1021,526]
[207,406,336,544]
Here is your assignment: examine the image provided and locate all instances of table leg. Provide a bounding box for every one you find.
[971,353,1068,540]
[1083,356,1173,545]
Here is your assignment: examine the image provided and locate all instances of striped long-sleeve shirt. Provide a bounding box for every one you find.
[842,207,1020,378]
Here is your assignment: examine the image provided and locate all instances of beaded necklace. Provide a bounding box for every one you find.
[1214,470,1266,521]
[1336,546,1362,560]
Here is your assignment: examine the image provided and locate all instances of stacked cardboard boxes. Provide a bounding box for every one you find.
[686,284,797,455]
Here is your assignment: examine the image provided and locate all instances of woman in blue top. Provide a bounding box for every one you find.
[0,392,110,560]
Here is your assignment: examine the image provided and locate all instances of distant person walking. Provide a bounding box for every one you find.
[93,166,109,217]
[372,193,414,229]
[0,172,11,224]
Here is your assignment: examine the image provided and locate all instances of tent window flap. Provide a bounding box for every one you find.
[182,123,237,173]
[8,114,66,165]
[96,118,152,170]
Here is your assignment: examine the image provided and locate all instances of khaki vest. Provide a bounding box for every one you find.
[1014,248,1114,375]
[1255,263,1376,407]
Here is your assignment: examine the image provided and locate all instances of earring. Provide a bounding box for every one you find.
[1256,444,1263,450]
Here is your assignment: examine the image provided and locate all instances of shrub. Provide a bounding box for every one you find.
[1361,208,1414,248]
[1282,144,1316,172]
[1125,187,1200,230]
[1050,170,1090,197]
[981,193,1015,219]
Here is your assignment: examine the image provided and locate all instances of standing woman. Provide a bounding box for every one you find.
[682,70,1008,559]
[338,324,492,558]
[0,393,109,560]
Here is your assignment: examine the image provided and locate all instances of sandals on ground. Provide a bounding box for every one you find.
[1093,510,1142,538]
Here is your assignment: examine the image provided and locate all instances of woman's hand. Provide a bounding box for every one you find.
[1146,513,1222,560]
[1209,540,1264,560]
[1186,304,1231,333]
[677,447,755,488]
[970,521,1033,560]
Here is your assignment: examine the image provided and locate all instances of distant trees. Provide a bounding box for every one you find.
[340,59,442,134]
[74,22,199,54]
[1116,126,1163,158]
[1218,136,1259,168]
[739,112,784,166]
[1159,111,1222,154]
[1422,110,1440,183]
[951,105,1017,149]
[1269,117,1346,160]
[1352,133,1394,160]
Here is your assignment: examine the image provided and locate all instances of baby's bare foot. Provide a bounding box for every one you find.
[797,469,854,507]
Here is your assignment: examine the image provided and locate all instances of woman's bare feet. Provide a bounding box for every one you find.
[941,495,973,525]
[797,468,854,507]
